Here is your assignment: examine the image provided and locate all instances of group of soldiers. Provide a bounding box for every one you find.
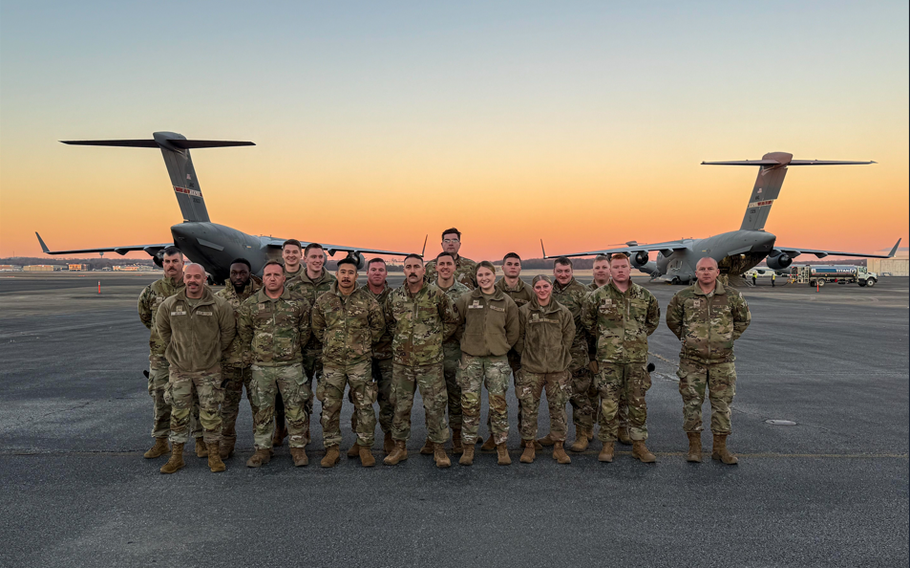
[139,227,751,474]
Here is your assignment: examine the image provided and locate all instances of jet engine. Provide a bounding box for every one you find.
[152,250,164,268]
[766,253,792,271]
[631,251,650,268]
[346,252,365,270]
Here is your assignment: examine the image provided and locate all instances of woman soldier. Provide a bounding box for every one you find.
[514,275,575,464]
[454,261,520,466]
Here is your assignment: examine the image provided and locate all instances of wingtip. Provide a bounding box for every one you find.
[35,232,50,253]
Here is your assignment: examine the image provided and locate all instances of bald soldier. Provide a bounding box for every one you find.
[666,257,751,465]
[424,227,477,289]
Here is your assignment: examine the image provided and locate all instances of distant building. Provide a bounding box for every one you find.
[68,264,90,271]
[113,265,141,272]
[867,247,909,277]
[0,264,22,271]
[23,265,63,272]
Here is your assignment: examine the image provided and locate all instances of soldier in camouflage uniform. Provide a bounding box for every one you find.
[156,264,236,474]
[286,243,337,446]
[282,239,305,283]
[215,258,261,459]
[424,227,477,289]
[137,247,202,459]
[582,254,660,464]
[666,257,751,465]
[312,257,385,468]
[544,257,594,453]
[454,261,520,466]
[514,275,575,464]
[432,252,471,455]
[383,254,460,469]
[238,260,313,468]
[362,258,396,455]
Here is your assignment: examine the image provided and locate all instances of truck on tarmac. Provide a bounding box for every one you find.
[790,265,879,287]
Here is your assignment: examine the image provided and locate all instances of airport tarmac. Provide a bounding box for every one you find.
[0,272,907,567]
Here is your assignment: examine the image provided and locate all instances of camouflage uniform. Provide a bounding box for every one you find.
[156,287,236,445]
[666,281,751,434]
[582,282,660,442]
[454,288,520,445]
[425,255,477,289]
[385,283,459,444]
[138,276,201,440]
[493,277,535,432]
[312,282,385,448]
[437,280,471,431]
[515,298,575,442]
[365,282,395,435]
[553,277,594,432]
[587,280,627,433]
[284,265,304,285]
[238,288,312,450]
[216,277,262,444]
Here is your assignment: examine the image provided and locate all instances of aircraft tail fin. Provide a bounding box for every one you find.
[61,132,254,223]
[702,152,875,231]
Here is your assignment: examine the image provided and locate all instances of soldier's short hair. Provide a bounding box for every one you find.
[230,258,252,270]
[609,253,631,265]
[502,252,521,263]
[283,239,302,251]
[263,259,284,272]
[162,246,182,258]
[435,251,455,262]
[337,256,358,269]
[593,254,610,264]
[404,253,424,264]
[475,260,496,276]
[367,257,386,267]
[304,243,324,256]
[554,256,573,268]
[441,228,462,241]
[184,263,205,274]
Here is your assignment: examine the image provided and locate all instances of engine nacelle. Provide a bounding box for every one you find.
[631,251,650,268]
[766,253,792,271]
[346,251,365,270]
[152,251,164,268]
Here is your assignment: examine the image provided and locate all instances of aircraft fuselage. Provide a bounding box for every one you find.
[653,230,777,283]
[170,222,274,283]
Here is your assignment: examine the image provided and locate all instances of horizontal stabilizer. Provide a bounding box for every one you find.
[61,139,255,148]
[702,158,874,166]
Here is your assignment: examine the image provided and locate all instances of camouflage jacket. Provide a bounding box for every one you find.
[582,281,660,364]
[437,280,471,347]
[312,282,385,368]
[425,255,477,289]
[138,275,185,367]
[216,278,262,367]
[365,282,394,360]
[385,283,459,366]
[553,277,591,370]
[287,269,336,353]
[454,288,520,358]
[666,281,751,364]
[238,287,312,367]
[156,287,236,373]
[587,281,608,292]
[516,298,575,374]
[495,277,534,309]
[284,265,305,285]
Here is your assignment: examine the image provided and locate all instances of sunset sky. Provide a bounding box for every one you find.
[1,2,907,262]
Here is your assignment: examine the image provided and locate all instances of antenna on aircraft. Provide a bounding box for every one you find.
[540,239,548,259]
[420,234,428,257]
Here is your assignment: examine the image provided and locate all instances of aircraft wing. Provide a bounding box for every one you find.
[261,238,412,257]
[36,232,171,256]
[776,238,901,259]
[549,240,690,258]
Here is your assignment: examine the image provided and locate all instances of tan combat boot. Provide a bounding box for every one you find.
[537,432,556,447]
[359,446,376,467]
[552,441,571,465]
[194,438,208,458]
[481,434,496,451]
[632,440,656,463]
[246,448,271,468]
[433,443,451,468]
[451,429,464,455]
[598,441,614,463]
[383,440,408,466]
[496,443,511,466]
[419,438,434,455]
[219,436,236,460]
[459,444,475,466]
[383,432,394,455]
[144,437,169,459]
[618,427,632,445]
[290,447,309,467]
[347,443,360,458]
[569,428,590,452]
[712,434,738,465]
[520,440,535,464]
[321,445,341,468]
[686,432,702,463]
[207,442,226,473]
[159,443,185,474]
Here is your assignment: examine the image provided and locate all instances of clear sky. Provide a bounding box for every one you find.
[1,1,907,261]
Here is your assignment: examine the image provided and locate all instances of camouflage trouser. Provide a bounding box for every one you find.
[391,362,448,444]
[219,365,255,440]
[251,363,311,450]
[373,358,394,434]
[516,370,571,442]
[302,345,323,439]
[457,354,511,445]
[487,351,522,435]
[595,362,652,442]
[568,364,595,431]
[318,361,377,448]
[148,361,201,439]
[442,342,463,431]
[165,367,223,445]
[677,359,737,434]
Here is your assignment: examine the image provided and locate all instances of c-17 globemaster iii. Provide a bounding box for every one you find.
[36,132,412,282]
[548,152,900,284]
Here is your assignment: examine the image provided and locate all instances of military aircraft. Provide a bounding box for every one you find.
[36,131,412,282]
[548,152,901,284]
